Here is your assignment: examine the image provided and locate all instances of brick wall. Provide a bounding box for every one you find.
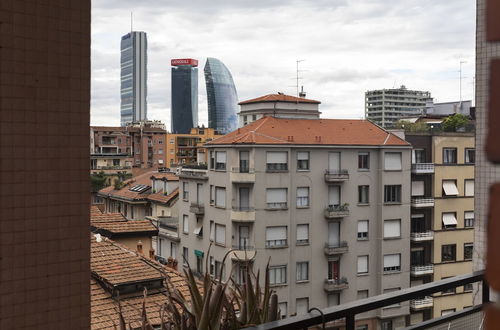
[0,1,91,328]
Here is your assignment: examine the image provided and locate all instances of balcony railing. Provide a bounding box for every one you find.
[243,270,487,330]
[411,163,434,174]
[230,167,256,183]
[410,296,434,310]
[323,277,349,292]
[324,204,349,218]
[324,169,349,182]
[411,264,434,276]
[265,239,287,248]
[411,197,435,208]
[410,230,434,241]
[189,203,205,215]
[232,167,255,174]
[266,163,288,172]
[266,202,288,210]
[324,241,349,255]
[179,169,208,180]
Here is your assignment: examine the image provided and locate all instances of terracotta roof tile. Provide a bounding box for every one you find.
[91,219,158,235]
[147,188,179,205]
[207,117,409,147]
[91,205,103,215]
[239,93,321,105]
[91,212,127,223]
[150,172,179,181]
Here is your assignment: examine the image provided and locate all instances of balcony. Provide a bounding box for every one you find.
[231,244,256,261]
[178,169,208,180]
[230,167,255,183]
[411,198,435,208]
[266,202,288,210]
[324,242,349,255]
[411,163,434,174]
[323,278,349,292]
[410,296,434,310]
[324,205,349,218]
[411,230,434,242]
[324,169,349,182]
[231,207,255,222]
[189,203,205,215]
[411,264,434,276]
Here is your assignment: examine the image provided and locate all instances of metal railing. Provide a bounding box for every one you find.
[265,239,287,248]
[409,296,433,309]
[266,202,288,209]
[243,270,487,330]
[411,197,435,206]
[411,163,435,173]
[410,230,434,240]
[232,206,255,212]
[232,167,255,173]
[266,163,288,171]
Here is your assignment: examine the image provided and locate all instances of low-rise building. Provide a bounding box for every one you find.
[165,127,220,166]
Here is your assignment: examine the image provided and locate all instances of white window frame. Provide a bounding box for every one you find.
[209,221,215,241]
[357,220,369,240]
[215,186,226,208]
[411,181,425,196]
[297,151,310,171]
[266,188,287,209]
[266,151,288,171]
[182,182,189,200]
[215,151,227,170]
[464,211,474,228]
[442,212,458,229]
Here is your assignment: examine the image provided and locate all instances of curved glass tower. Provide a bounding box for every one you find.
[204,58,238,134]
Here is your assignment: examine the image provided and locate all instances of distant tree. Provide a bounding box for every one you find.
[394,120,430,132]
[442,114,469,132]
[90,171,107,192]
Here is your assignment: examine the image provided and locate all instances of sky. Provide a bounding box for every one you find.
[91,0,476,128]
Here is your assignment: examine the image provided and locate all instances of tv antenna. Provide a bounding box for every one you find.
[459,60,467,102]
[290,60,305,99]
[131,12,133,32]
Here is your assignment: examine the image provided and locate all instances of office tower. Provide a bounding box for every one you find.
[177,95,412,328]
[204,58,239,134]
[0,1,91,328]
[171,58,198,134]
[365,85,432,128]
[120,31,148,126]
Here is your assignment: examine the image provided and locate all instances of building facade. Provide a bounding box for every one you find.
[120,31,148,126]
[238,93,321,127]
[204,57,239,134]
[165,127,220,166]
[365,86,432,128]
[171,58,199,134]
[176,115,412,329]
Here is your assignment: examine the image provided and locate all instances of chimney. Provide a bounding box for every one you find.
[137,240,143,254]
[149,248,155,259]
[172,259,178,271]
[299,86,306,98]
[167,256,174,269]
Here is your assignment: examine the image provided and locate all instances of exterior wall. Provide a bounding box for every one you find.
[114,236,153,253]
[238,102,320,127]
[165,128,218,166]
[0,1,91,328]
[179,144,411,325]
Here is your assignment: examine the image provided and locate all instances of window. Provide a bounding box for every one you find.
[209,221,214,241]
[358,152,370,170]
[442,180,459,196]
[182,215,188,234]
[412,149,426,163]
[296,298,309,315]
[411,181,424,196]
[239,150,249,173]
[193,222,203,237]
[214,260,225,280]
[442,212,457,229]
[297,151,309,170]
[170,149,174,154]
[327,293,340,306]
[215,224,226,245]
[266,188,287,209]
[215,151,226,170]
[357,255,369,274]
[158,139,163,144]
[384,152,402,171]
[357,290,368,300]
[209,185,214,204]
[357,325,369,330]
[381,320,393,330]
[170,242,177,259]
[113,159,120,166]
[441,277,456,294]
[357,220,368,240]
[266,226,287,247]
[383,254,401,272]
[443,148,457,164]
[296,187,309,207]
[296,262,309,282]
[358,185,369,204]
[182,247,188,266]
[215,187,226,208]
[464,243,473,260]
[384,219,401,239]
[196,254,203,274]
[170,138,174,144]
[464,211,474,227]
[252,114,257,121]
[269,265,287,285]
[296,224,309,244]
[384,185,401,203]
[465,148,475,164]
[158,149,163,154]
[441,309,456,316]
[182,182,189,200]
[463,283,473,292]
[209,256,215,276]
[465,179,474,196]
[278,302,287,319]
[209,151,214,169]
[266,151,288,171]
[441,244,456,262]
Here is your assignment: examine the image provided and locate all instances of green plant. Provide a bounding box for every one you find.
[91,171,107,192]
[393,120,430,132]
[442,114,469,132]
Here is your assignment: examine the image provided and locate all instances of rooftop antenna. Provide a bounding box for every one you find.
[131,12,133,32]
[289,60,305,101]
[459,60,467,102]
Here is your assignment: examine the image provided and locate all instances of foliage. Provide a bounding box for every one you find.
[442,114,469,132]
[91,171,107,192]
[114,179,124,190]
[393,120,430,132]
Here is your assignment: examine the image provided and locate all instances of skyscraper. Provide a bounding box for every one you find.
[120,31,148,126]
[204,58,238,134]
[171,58,198,134]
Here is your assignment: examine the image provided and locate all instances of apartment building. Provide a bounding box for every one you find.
[178,115,412,329]
[165,127,220,166]
[366,86,432,128]
[406,132,474,322]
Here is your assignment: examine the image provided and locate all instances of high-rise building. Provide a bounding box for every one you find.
[204,58,239,134]
[171,58,198,134]
[120,31,148,126]
[365,86,432,128]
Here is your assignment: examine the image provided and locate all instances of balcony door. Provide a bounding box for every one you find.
[238,225,250,248]
[328,260,339,280]
[239,187,250,210]
[328,152,340,172]
[328,185,341,207]
[197,183,203,204]
[411,249,425,266]
[239,151,249,173]
[328,222,340,247]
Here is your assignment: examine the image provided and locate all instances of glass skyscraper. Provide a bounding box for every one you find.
[204,58,238,134]
[171,58,198,134]
[120,31,147,126]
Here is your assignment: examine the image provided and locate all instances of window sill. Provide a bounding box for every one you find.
[383,202,402,205]
[357,273,369,277]
[270,283,288,288]
[183,232,189,235]
[383,270,401,275]
[383,236,401,240]
[265,208,288,211]
[266,245,289,249]
[358,169,370,172]
[266,170,289,173]
[297,169,310,172]
[183,199,189,202]
[214,206,226,210]
[296,242,309,246]
[214,242,226,248]
[296,206,310,209]
[357,237,369,241]
[296,280,309,284]
[357,203,370,207]
[214,169,227,172]
[383,170,402,172]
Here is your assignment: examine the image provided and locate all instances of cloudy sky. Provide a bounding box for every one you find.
[91,0,476,128]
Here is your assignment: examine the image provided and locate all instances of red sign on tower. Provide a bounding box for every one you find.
[171,58,198,67]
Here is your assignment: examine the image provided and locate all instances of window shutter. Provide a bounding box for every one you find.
[210,222,215,241]
[267,151,287,163]
[465,211,474,219]
[411,181,425,196]
[384,220,401,238]
[328,185,340,205]
[442,213,458,226]
[358,220,368,233]
[297,224,308,241]
[215,224,226,244]
[442,181,459,196]
[216,151,226,163]
[384,254,400,268]
[297,152,308,160]
[357,256,368,273]
[465,180,474,196]
[215,187,226,207]
[328,152,341,171]
[384,152,402,170]
[266,227,286,240]
[297,187,309,198]
[266,188,286,203]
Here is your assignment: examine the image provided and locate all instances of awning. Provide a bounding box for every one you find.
[193,223,203,236]
[442,213,458,226]
[194,249,204,257]
[442,181,459,196]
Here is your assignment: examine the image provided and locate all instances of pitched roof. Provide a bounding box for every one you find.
[147,187,179,205]
[98,171,154,201]
[239,93,321,105]
[92,220,158,236]
[150,172,179,181]
[91,205,103,216]
[207,117,410,147]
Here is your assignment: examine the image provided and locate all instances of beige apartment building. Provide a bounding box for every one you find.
[406,132,474,322]
[177,114,412,329]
